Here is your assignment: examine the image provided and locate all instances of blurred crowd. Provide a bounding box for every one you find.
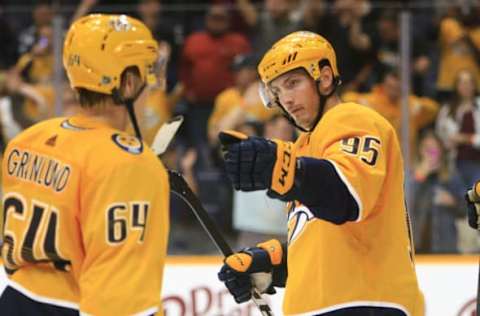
[0,0,479,255]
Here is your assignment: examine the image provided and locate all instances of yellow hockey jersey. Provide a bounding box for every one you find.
[284,102,424,315]
[1,115,169,315]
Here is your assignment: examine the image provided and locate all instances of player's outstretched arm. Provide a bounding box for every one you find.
[219,130,359,224]
[218,239,287,304]
[219,130,296,195]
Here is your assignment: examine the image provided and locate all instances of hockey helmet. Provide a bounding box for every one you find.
[258,31,339,87]
[63,14,159,95]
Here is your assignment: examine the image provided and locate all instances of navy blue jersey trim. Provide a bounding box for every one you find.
[293,157,359,224]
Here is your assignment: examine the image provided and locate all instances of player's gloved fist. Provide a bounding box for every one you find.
[466,181,480,229]
[217,239,283,304]
[218,130,297,199]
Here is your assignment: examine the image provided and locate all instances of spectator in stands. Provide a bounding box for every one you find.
[238,0,302,56]
[209,0,263,35]
[412,130,466,253]
[208,54,274,147]
[343,68,439,161]
[301,0,329,33]
[17,0,54,56]
[436,9,480,101]
[0,14,18,70]
[303,0,374,92]
[15,24,54,85]
[178,3,251,166]
[410,1,439,98]
[4,70,50,127]
[0,71,18,151]
[436,69,480,189]
[136,0,183,90]
[10,23,55,124]
[369,9,433,96]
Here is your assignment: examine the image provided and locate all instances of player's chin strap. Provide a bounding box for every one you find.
[112,84,146,142]
[276,103,308,132]
[309,77,340,132]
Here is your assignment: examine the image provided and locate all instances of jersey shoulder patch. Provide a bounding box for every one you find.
[111,133,143,155]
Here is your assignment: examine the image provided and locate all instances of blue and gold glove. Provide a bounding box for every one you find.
[218,130,297,199]
[466,181,480,229]
[217,239,284,304]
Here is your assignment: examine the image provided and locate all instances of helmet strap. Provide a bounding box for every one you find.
[277,103,309,133]
[308,77,339,132]
[112,83,146,141]
[125,99,142,141]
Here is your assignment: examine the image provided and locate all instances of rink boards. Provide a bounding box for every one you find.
[0,255,477,316]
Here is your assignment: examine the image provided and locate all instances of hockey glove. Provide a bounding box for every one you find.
[218,130,297,200]
[466,181,480,229]
[217,239,284,304]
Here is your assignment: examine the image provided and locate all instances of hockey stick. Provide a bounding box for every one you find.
[168,170,275,316]
[151,115,184,155]
[150,119,275,315]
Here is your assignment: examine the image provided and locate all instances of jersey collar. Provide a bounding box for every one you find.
[66,115,114,130]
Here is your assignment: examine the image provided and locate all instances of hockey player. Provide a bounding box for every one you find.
[0,14,169,315]
[466,181,480,230]
[217,31,425,316]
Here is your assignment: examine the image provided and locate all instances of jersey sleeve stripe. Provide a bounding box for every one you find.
[288,300,410,316]
[7,279,79,310]
[80,306,158,316]
[132,306,159,316]
[325,159,363,222]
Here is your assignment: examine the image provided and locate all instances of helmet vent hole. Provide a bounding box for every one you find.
[100,34,109,51]
[282,52,298,65]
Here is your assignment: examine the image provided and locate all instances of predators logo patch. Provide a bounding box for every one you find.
[288,204,314,245]
[111,133,143,154]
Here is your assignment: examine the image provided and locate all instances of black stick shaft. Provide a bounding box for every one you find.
[168,170,274,316]
[169,170,233,256]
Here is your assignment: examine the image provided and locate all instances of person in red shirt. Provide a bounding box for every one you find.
[178,3,251,162]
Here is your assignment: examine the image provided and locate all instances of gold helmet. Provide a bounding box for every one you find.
[63,14,159,95]
[258,31,339,85]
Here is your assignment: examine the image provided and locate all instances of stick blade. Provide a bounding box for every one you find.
[151,115,184,155]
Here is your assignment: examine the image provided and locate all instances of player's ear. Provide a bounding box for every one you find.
[120,72,135,98]
[120,67,142,99]
[317,66,334,93]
